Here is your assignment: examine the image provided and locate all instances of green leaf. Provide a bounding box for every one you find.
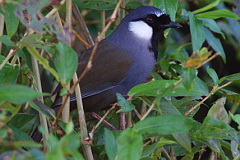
[202,18,225,38]
[116,93,135,113]
[116,128,143,160]
[0,35,16,46]
[229,113,240,130]
[182,67,197,90]
[219,73,240,83]
[128,80,208,97]
[25,45,60,81]
[125,2,143,9]
[189,12,205,52]
[195,9,240,20]
[0,63,20,84]
[9,126,33,141]
[134,114,198,135]
[0,84,47,104]
[191,117,236,140]
[54,42,78,85]
[0,102,21,123]
[7,114,37,134]
[29,100,55,118]
[192,0,220,14]
[172,133,192,151]
[206,66,219,85]
[204,28,226,62]
[153,0,178,21]
[207,97,228,123]
[104,128,117,160]
[77,1,116,10]
[0,4,19,38]
[20,33,42,47]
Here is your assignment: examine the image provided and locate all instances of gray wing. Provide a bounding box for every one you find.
[78,39,132,98]
[53,39,132,102]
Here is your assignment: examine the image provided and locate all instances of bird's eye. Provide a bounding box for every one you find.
[146,16,154,23]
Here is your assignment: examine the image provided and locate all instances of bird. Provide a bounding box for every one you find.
[52,6,182,112]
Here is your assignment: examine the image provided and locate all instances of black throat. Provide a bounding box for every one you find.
[149,30,164,60]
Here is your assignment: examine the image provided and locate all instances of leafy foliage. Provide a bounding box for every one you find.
[0,0,240,160]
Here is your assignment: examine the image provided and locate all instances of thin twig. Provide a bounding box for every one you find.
[0,13,4,54]
[134,108,142,119]
[0,49,18,70]
[90,112,118,130]
[184,81,234,116]
[89,106,116,139]
[72,4,94,46]
[162,147,171,160]
[195,52,220,69]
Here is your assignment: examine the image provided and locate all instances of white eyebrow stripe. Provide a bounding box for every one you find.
[154,11,164,17]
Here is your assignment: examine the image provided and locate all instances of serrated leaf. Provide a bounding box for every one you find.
[116,128,143,160]
[0,84,47,104]
[134,114,198,135]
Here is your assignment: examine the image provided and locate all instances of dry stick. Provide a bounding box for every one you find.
[73,73,94,160]
[31,56,49,151]
[162,147,172,160]
[0,13,4,54]
[195,52,220,69]
[53,0,124,126]
[89,106,116,139]
[184,81,234,116]
[101,10,106,38]
[90,112,118,130]
[45,0,66,19]
[60,18,91,49]
[0,49,18,70]
[134,108,142,120]
[72,4,94,46]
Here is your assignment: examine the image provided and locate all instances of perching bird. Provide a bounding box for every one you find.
[52,6,182,112]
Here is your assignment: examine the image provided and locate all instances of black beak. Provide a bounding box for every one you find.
[161,21,182,29]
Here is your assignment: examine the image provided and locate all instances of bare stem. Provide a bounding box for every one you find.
[89,106,116,139]
[73,73,94,160]
[31,55,49,151]
[0,49,18,70]
[184,81,234,116]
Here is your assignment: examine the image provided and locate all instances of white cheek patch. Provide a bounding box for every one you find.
[128,21,153,41]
